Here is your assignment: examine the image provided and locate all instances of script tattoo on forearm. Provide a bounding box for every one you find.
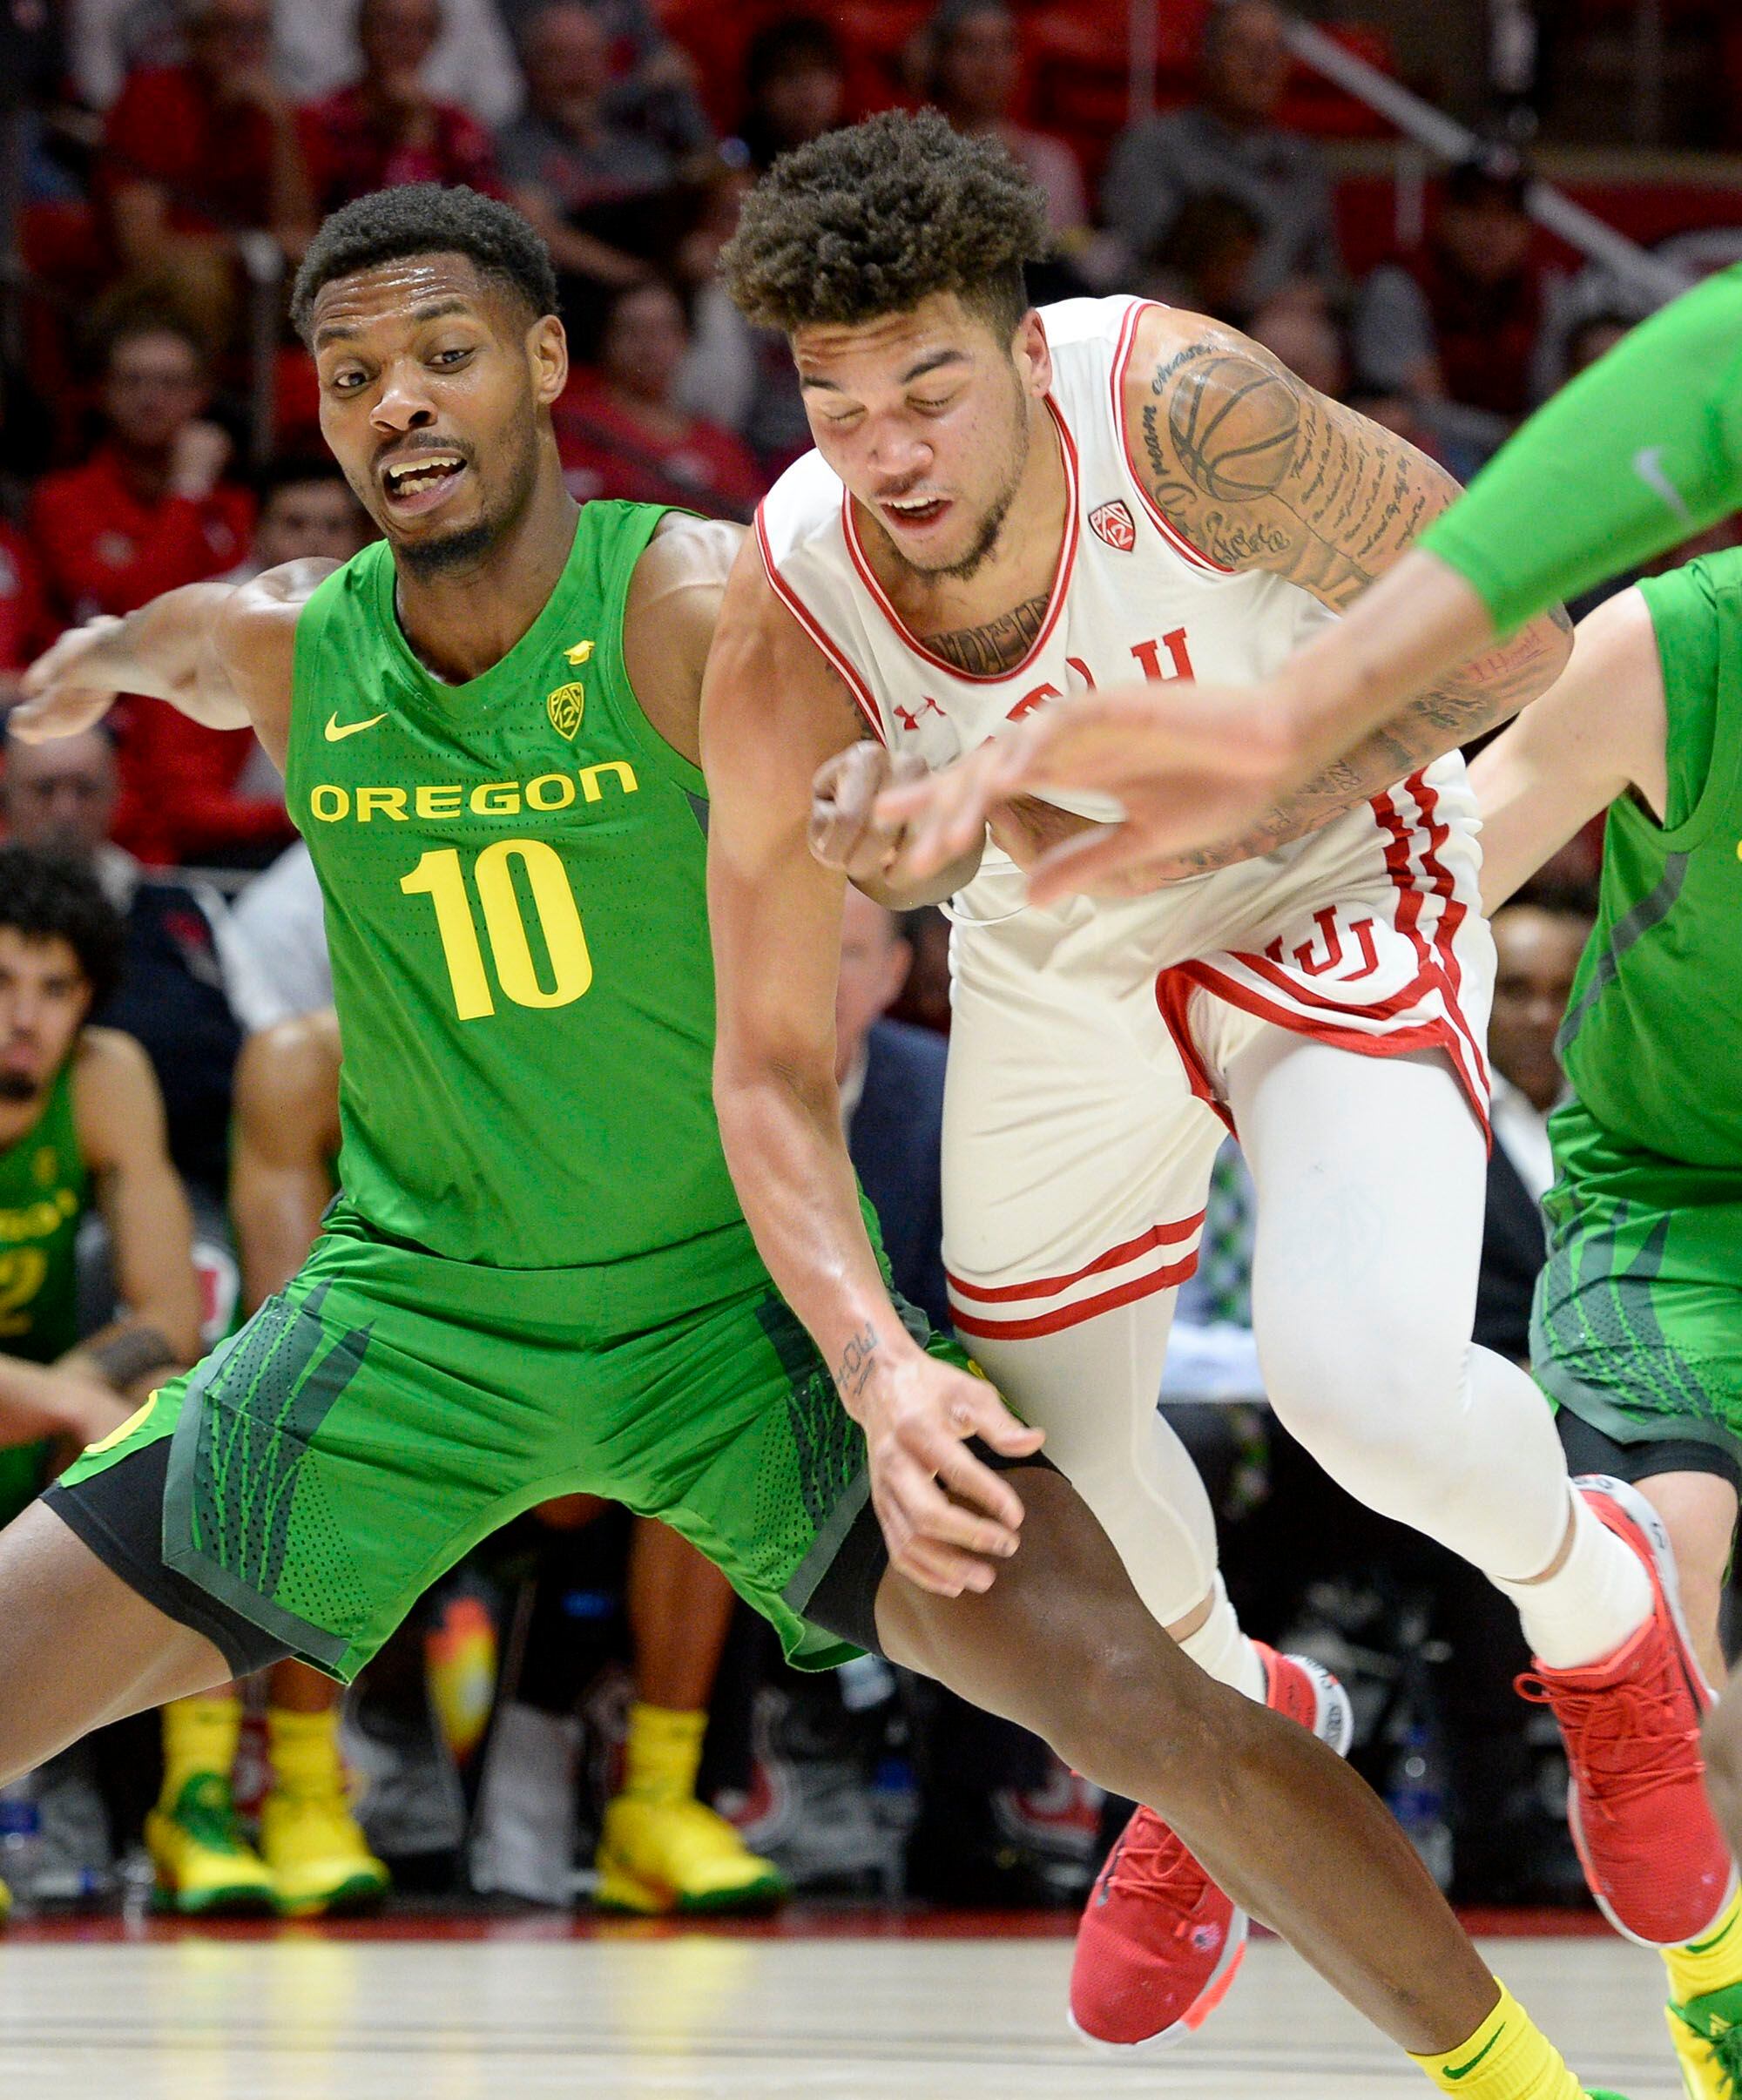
[834,1322,881,1405]
[922,595,1051,678]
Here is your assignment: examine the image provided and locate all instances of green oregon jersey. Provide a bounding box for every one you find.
[286,503,756,1277]
[0,1057,88,1364]
[1551,550,1742,1186]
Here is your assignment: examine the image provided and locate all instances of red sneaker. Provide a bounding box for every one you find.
[1069,1647,1351,2053]
[1519,1475,1736,1948]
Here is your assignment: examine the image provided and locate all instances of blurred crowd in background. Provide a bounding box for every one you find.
[1,0,1740,1924]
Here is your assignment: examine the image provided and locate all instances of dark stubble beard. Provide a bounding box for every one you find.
[898,388,1032,586]
[393,409,542,583]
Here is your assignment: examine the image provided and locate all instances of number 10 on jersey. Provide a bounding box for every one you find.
[401,841,592,1020]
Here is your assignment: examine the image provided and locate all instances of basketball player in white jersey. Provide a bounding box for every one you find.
[702,112,1726,2073]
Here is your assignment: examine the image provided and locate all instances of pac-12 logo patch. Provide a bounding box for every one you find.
[1089,499,1136,552]
[547,682,586,739]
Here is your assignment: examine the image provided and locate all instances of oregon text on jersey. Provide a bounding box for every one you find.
[307,761,639,824]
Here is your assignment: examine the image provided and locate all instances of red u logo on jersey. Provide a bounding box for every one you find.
[1266,908,1381,980]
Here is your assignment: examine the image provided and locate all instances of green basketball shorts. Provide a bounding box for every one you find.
[1533,1101,1742,1484]
[47,1205,968,1682]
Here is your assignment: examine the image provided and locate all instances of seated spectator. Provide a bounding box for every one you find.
[29,318,292,867]
[500,1,681,324]
[836,890,949,1335]
[555,280,764,521]
[306,0,502,213]
[226,841,329,1029]
[1249,287,1347,398]
[1354,152,1558,463]
[97,0,318,351]
[922,1,1086,241]
[273,0,524,128]
[672,161,809,475]
[30,316,253,630]
[0,858,202,1881]
[0,726,251,1209]
[1101,0,1340,309]
[1135,189,1265,325]
[240,457,374,576]
[734,17,846,174]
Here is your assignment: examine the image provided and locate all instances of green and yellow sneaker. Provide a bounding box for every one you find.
[1668,1980,1742,2097]
[595,1795,787,1915]
[145,1772,276,1915]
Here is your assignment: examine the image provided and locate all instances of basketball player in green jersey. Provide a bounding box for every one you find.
[0,846,202,1916]
[9,184,1626,2094]
[1462,551,1742,2096]
[203,1008,785,1918]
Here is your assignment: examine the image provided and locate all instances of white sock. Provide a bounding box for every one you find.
[1177,1576,1267,1700]
[1496,1485,1653,1670]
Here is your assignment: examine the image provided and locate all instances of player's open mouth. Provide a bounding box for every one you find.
[880,494,949,532]
[380,453,468,516]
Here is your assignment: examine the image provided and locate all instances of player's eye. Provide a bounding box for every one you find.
[911,395,955,415]
[431,346,474,368]
[330,368,368,392]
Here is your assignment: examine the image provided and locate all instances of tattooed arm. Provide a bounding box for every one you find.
[1123,307,1572,873]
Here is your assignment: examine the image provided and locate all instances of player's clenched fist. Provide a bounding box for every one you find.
[849,1347,1045,1597]
[808,741,929,881]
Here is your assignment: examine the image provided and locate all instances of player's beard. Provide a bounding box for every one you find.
[395,409,542,581]
[891,389,1031,585]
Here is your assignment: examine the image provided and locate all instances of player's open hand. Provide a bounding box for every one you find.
[855,1350,1045,1597]
[980,681,1307,904]
[12,618,129,742]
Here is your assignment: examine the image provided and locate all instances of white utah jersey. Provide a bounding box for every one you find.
[755,295,1339,815]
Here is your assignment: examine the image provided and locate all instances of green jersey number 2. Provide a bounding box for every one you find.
[401,841,593,1021]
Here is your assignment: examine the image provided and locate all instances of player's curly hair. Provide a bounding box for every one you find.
[720,111,1051,338]
[291,185,560,341]
[0,847,125,1010]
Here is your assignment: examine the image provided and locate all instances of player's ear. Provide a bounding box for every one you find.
[1016,308,1050,401]
[528,313,568,408]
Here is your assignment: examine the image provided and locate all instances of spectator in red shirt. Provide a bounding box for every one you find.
[29,315,293,868]
[554,279,766,522]
[307,0,503,212]
[98,0,319,351]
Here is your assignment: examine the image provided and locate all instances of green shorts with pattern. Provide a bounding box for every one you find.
[1532,1098,1742,1464]
[57,1202,943,1683]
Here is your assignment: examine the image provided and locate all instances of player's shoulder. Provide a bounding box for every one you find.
[635,511,744,596]
[71,1026,164,1154]
[758,447,845,564]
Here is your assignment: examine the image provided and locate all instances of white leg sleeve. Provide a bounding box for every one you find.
[966,1286,1225,1634]
[1226,1029,1572,1584]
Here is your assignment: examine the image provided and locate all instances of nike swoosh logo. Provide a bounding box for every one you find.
[325,711,388,741]
[1443,2025,1505,2080]
[1633,446,1691,523]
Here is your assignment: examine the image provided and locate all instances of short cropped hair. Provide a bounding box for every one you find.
[0,847,126,1009]
[719,109,1050,339]
[291,185,560,341]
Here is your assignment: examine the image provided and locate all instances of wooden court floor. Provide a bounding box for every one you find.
[0,1913,1686,2098]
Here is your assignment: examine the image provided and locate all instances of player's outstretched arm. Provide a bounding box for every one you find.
[11,557,337,773]
[1470,586,1668,914]
[879,307,1572,896]
[703,538,1042,1597]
